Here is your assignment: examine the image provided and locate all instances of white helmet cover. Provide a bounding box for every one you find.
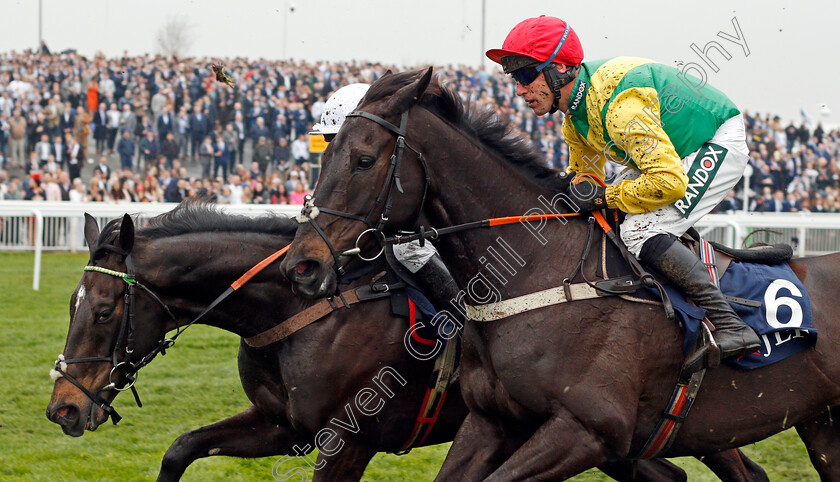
[311,83,370,135]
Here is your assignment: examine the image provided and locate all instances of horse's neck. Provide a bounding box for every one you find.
[418,113,591,295]
[134,233,300,338]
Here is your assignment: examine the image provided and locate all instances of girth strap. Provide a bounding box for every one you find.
[396,335,459,454]
[635,324,711,459]
[635,237,722,459]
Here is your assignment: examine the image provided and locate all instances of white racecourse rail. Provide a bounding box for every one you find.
[2,201,840,290]
[0,201,301,290]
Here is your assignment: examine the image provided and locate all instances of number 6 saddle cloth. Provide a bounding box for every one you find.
[650,238,815,370]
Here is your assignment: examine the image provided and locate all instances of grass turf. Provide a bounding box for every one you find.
[0,252,817,481]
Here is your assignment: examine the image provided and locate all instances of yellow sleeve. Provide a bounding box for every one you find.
[602,87,688,214]
[561,116,605,178]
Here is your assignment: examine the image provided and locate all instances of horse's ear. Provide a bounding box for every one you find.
[118,214,135,254]
[84,213,100,258]
[382,69,393,77]
[386,67,433,114]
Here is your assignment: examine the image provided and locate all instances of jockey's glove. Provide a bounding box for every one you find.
[566,182,607,213]
[554,169,575,190]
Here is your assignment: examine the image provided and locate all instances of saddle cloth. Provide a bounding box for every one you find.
[665,260,816,369]
[600,221,817,369]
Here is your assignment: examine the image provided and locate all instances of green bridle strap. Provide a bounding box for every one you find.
[83,265,137,284]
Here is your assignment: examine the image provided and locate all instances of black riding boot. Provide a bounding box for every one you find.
[413,253,467,330]
[639,234,761,360]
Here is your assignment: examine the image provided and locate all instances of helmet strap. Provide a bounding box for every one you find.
[544,65,579,114]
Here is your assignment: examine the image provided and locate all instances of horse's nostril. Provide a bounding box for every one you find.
[51,403,80,425]
[294,261,312,275]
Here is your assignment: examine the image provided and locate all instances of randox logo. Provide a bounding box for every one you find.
[674,142,728,217]
[569,80,587,111]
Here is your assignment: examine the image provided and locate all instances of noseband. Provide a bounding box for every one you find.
[297,109,429,277]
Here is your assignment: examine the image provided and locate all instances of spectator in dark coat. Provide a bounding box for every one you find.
[213,134,231,180]
[189,104,210,159]
[116,130,135,170]
[290,105,308,136]
[274,137,291,172]
[93,103,109,153]
[164,175,185,202]
[270,113,290,144]
[139,130,158,168]
[58,105,75,134]
[94,155,111,178]
[252,136,273,175]
[250,116,270,145]
[762,190,787,212]
[157,104,176,141]
[160,132,180,168]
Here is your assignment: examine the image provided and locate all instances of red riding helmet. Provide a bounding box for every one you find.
[486,15,584,68]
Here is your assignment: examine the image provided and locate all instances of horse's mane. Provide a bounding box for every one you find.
[361,69,566,190]
[95,199,297,249]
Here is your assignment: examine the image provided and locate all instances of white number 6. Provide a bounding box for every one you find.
[764,279,803,329]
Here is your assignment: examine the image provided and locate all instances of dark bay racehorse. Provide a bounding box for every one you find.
[281,68,840,480]
[45,203,469,481]
[45,202,763,481]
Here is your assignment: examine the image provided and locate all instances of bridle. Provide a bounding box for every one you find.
[52,240,256,425]
[52,245,186,424]
[297,109,429,278]
[52,240,318,426]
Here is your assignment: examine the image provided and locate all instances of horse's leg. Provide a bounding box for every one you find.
[157,405,302,482]
[698,449,769,482]
[311,444,377,482]
[483,411,610,481]
[599,459,687,482]
[795,408,840,481]
[435,412,521,481]
[594,449,767,482]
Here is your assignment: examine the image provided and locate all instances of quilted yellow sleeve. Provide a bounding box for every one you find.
[562,117,606,178]
[602,87,688,214]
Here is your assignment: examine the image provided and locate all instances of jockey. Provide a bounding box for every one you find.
[314,83,466,330]
[486,15,761,361]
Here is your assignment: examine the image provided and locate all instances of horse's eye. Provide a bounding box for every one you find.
[356,156,376,170]
[95,309,113,324]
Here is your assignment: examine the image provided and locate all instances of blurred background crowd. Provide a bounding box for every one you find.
[0,47,837,213]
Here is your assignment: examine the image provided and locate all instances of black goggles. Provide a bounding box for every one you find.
[509,65,544,86]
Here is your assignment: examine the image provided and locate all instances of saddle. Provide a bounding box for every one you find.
[679,226,793,275]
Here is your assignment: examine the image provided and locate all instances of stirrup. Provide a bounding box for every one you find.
[684,322,721,372]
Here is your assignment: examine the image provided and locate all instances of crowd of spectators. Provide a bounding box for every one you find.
[0,47,837,213]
